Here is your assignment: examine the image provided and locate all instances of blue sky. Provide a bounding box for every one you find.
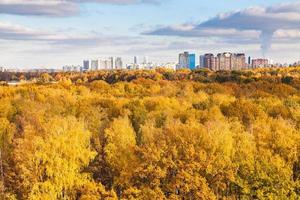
[0,0,300,68]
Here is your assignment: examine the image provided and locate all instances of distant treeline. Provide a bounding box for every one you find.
[1,67,300,85]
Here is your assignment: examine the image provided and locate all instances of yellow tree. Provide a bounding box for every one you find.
[0,118,16,199]
[104,116,137,197]
[13,116,112,199]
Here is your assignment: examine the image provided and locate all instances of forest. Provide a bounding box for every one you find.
[0,67,300,199]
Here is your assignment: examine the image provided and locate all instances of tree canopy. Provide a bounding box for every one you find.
[0,67,300,199]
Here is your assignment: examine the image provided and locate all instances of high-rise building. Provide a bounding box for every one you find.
[204,54,215,70]
[115,57,123,69]
[189,54,196,70]
[91,59,99,71]
[143,56,148,64]
[231,53,246,70]
[248,56,251,65]
[108,57,114,69]
[99,59,107,70]
[199,55,205,68]
[178,52,189,69]
[203,52,246,71]
[83,60,90,71]
[252,58,269,68]
[217,52,232,70]
[105,60,110,69]
[237,54,246,69]
[213,56,219,71]
[63,65,82,72]
[134,56,138,65]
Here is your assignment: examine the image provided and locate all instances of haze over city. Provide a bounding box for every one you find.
[1,0,300,68]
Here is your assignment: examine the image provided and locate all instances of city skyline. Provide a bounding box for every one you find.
[59,52,284,73]
[1,51,294,72]
[1,0,300,68]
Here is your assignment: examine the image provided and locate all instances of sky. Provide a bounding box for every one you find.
[0,0,300,68]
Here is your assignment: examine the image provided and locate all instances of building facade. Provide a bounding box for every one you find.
[115,57,123,69]
[91,60,99,71]
[63,65,82,72]
[83,60,90,71]
[199,55,205,68]
[252,59,269,68]
[204,54,215,70]
[217,52,232,70]
[201,52,246,71]
[134,56,138,65]
[108,57,114,70]
[189,54,196,70]
[232,53,246,70]
[178,52,189,69]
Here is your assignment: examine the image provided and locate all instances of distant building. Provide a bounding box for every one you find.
[217,52,232,70]
[178,52,189,69]
[202,52,246,71]
[252,58,269,68]
[163,62,176,70]
[189,54,196,70]
[293,61,300,66]
[83,60,90,71]
[108,57,114,69]
[178,52,190,70]
[115,57,123,69]
[204,54,215,70]
[143,56,148,64]
[91,60,99,71]
[99,59,106,70]
[232,53,246,70]
[63,65,82,72]
[105,60,111,69]
[134,56,138,65]
[199,55,205,68]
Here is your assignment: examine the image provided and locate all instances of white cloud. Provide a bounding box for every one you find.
[0,0,78,16]
[146,2,300,56]
[0,20,179,68]
[0,0,163,16]
[274,29,300,38]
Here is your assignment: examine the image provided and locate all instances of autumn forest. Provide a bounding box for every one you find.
[1,67,300,199]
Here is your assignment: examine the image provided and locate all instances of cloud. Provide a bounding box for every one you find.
[71,0,161,4]
[145,24,259,38]
[198,6,300,31]
[0,20,179,68]
[0,0,163,16]
[0,21,107,45]
[0,21,164,50]
[146,2,300,56]
[0,21,51,40]
[0,0,79,16]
